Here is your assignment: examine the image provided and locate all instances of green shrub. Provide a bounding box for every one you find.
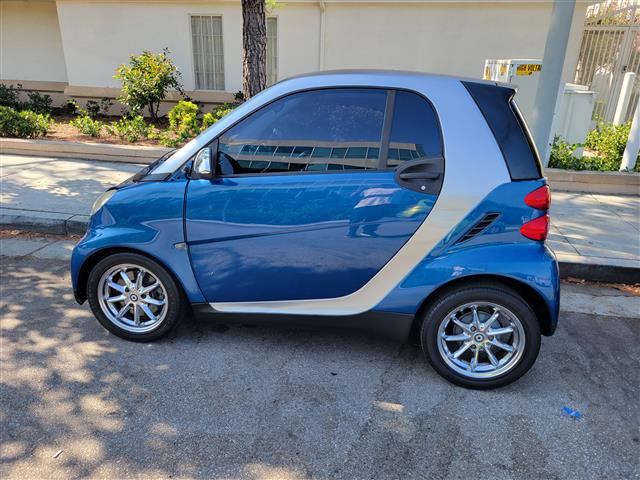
[0,106,50,138]
[548,136,582,169]
[0,84,52,114]
[106,115,150,142]
[585,121,631,165]
[63,99,79,115]
[201,112,216,130]
[0,84,22,109]
[25,91,52,114]
[549,134,640,171]
[114,49,183,120]
[168,100,200,136]
[85,97,113,118]
[156,131,183,148]
[201,103,237,129]
[70,111,103,137]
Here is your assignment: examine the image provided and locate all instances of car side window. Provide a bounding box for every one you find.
[387,91,443,167]
[217,88,387,175]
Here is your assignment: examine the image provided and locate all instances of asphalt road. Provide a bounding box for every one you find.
[1,255,639,479]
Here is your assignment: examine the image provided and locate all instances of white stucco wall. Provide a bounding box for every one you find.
[0,1,67,82]
[56,2,242,91]
[8,1,587,97]
[55,1,321,93]
[322,2,586,83]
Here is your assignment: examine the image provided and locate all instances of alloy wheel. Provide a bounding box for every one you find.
[436,301,526,379]
[97,263,168,334]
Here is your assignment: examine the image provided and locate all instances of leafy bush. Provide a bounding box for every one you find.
[548,136,583,169]
[106,115,150,142]
[549,134,640,172]
[168,100,200,136]
[70,111,103,137]
[63,99,79,115]
[156,131,183,148]
[200,112,216,130]
[0,84,51,113]
[85,97,113,118]
[25,91,52,114]
[584,121,631,165]
[202,103,236,130]
[158,101,239,147]
[0,84,22,109]
[114,49,183,120]
[0,106,51,138]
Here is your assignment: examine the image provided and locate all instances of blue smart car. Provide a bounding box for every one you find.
[71,71,559,388]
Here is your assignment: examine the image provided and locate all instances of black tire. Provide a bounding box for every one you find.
[87,252,185,342]
[420,282,541,389]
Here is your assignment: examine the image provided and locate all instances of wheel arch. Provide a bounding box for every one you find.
[409,274,554,342]
[75,246,190,305]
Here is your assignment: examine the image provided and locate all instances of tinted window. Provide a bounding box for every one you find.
[218,88,386,174]
[462,81,542,180]
[387,91,442,167]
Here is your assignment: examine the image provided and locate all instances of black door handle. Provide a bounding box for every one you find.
[399,172,440,181]
[394,155,444,195]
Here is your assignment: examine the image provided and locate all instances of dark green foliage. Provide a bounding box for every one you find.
[0,106,51,138]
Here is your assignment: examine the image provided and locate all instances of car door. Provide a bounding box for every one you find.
[185,88,444,305]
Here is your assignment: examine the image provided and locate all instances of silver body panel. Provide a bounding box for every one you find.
[157,71,511,315]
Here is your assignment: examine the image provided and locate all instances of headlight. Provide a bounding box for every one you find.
[91,190,116,215]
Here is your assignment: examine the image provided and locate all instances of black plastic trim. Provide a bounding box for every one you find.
[455,212,501,244]
[461,80,543,180]
[394,156,445,195]
[191,304,415,342]
[378,89,396,169]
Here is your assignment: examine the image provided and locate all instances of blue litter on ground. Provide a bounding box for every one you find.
[562,406,583,419]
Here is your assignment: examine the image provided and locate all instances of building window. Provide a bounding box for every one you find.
[266,17,278,85]
[191,15,225,90]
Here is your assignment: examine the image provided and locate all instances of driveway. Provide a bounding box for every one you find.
[1,254,638,479]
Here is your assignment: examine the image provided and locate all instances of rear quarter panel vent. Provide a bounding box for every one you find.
[456,213,501,244]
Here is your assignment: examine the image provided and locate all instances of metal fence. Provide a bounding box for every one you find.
[573,0,640,123]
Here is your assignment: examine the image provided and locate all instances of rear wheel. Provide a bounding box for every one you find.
[87,253,184,341]
[420,283,540,389]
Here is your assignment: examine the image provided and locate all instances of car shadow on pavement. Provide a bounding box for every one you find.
[2,255,639,479]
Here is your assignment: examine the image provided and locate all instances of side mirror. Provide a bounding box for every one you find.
[192,146,216,179]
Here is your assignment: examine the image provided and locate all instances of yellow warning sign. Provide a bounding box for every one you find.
[516,63,542,76]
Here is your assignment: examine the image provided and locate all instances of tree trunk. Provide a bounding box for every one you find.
[241,0,267,100]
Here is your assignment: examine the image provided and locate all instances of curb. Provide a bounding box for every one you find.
[558,260,640,284]
[546,168,640,196]
[1,209,89,236]
[2,210,638,284]
[1,138,171,164]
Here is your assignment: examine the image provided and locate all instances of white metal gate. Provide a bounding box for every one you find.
[574,0,640,122]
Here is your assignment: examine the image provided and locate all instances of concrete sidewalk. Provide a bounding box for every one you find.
[1,154,639,282]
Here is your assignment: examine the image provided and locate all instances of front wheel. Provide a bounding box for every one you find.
[421,283,541,389]
[87,253,184,342]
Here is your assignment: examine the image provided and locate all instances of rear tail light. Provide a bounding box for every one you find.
[524,185,550,210]
[521,185,550,241]
[520,214,549,241]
